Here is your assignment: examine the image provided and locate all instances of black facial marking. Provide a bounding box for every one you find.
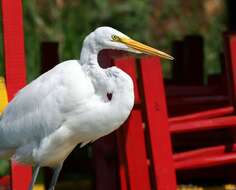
[107,93,113,101]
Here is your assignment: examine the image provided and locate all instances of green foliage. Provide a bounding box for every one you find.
[205,13,226,74]
[151,0,226,76]
[22,0,152,81]
[0,0,152,178]
[0,160,9,176]
[0,0,228,180]
[0,0,226,80]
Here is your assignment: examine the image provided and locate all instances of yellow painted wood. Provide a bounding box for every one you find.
[33,184,45,190]
[0,77,8,113]
[225,184,236,190]
[178,184,236,190]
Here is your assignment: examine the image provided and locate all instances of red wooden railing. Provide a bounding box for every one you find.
[110,33,236,190]
[169,106,234,124]
[106,57,177,190]
[115,58,151,190]
[2,0,236,189]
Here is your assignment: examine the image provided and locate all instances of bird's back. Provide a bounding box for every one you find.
[0,60,95,150]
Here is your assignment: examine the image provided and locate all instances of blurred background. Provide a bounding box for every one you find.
[0,0,228,81]
[0,0,235,190]
[30,0,225,80]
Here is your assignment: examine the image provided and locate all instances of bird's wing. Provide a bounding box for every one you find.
[0,60,95,148]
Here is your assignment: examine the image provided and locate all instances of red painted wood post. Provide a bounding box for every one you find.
[183,35,204,85]
[223,33,236,180]
[224,34,236,107]
[1,0,32,189]
[114,58,151,190]
[140,57,177,190]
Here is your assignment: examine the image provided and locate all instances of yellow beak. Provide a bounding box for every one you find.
[120,37,174,60]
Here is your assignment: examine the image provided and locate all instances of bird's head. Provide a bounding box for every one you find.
[87,26,174,60]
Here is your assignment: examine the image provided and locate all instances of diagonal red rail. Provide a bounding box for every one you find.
[175,151,236,170]
[170,116,236,134]
[169,106,234,124]
[174,144,236,162]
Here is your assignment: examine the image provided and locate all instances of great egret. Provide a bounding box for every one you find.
[0,26,173,190]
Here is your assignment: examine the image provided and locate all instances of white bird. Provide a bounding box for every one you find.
[0,26,173,190]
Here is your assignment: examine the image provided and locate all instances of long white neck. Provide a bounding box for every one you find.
[80,32,111,99]
[80,33,101,66]
[79,34,134,127]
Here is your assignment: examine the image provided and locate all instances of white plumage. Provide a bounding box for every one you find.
[0,60,133,166]
[0,26,173,190]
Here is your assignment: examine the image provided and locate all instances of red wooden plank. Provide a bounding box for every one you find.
[169,106,234,124]
[1,0,26,97]
[114,58,151,190]
[0,175,10,188]
[224,34,236,107]
[170,116,236,134]
[174,144,236,162]
[119,110,151,190]
[223,32,236,183]
[228,35,236,105]
[175,152,236,170]
[140,57,177,190]
[1,0,32,189]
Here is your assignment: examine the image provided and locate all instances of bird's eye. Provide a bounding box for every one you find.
[111,35,120,42]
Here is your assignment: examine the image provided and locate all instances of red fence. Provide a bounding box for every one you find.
[2,0,236,189]
[1,0,32,189]
[94,33,236,190]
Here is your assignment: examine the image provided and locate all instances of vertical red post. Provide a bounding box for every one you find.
[224,34,236,106]
[1,0,32,189]
[224,33,236,175]
[115,58,151,190]
[140,57,177,190]
[183,35,204,85]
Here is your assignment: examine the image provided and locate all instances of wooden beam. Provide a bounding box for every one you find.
[170,116,236,134]
[169,106,234,124]
[115,58,151,190]
[1,0,32,189]
[140,57,177,190]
